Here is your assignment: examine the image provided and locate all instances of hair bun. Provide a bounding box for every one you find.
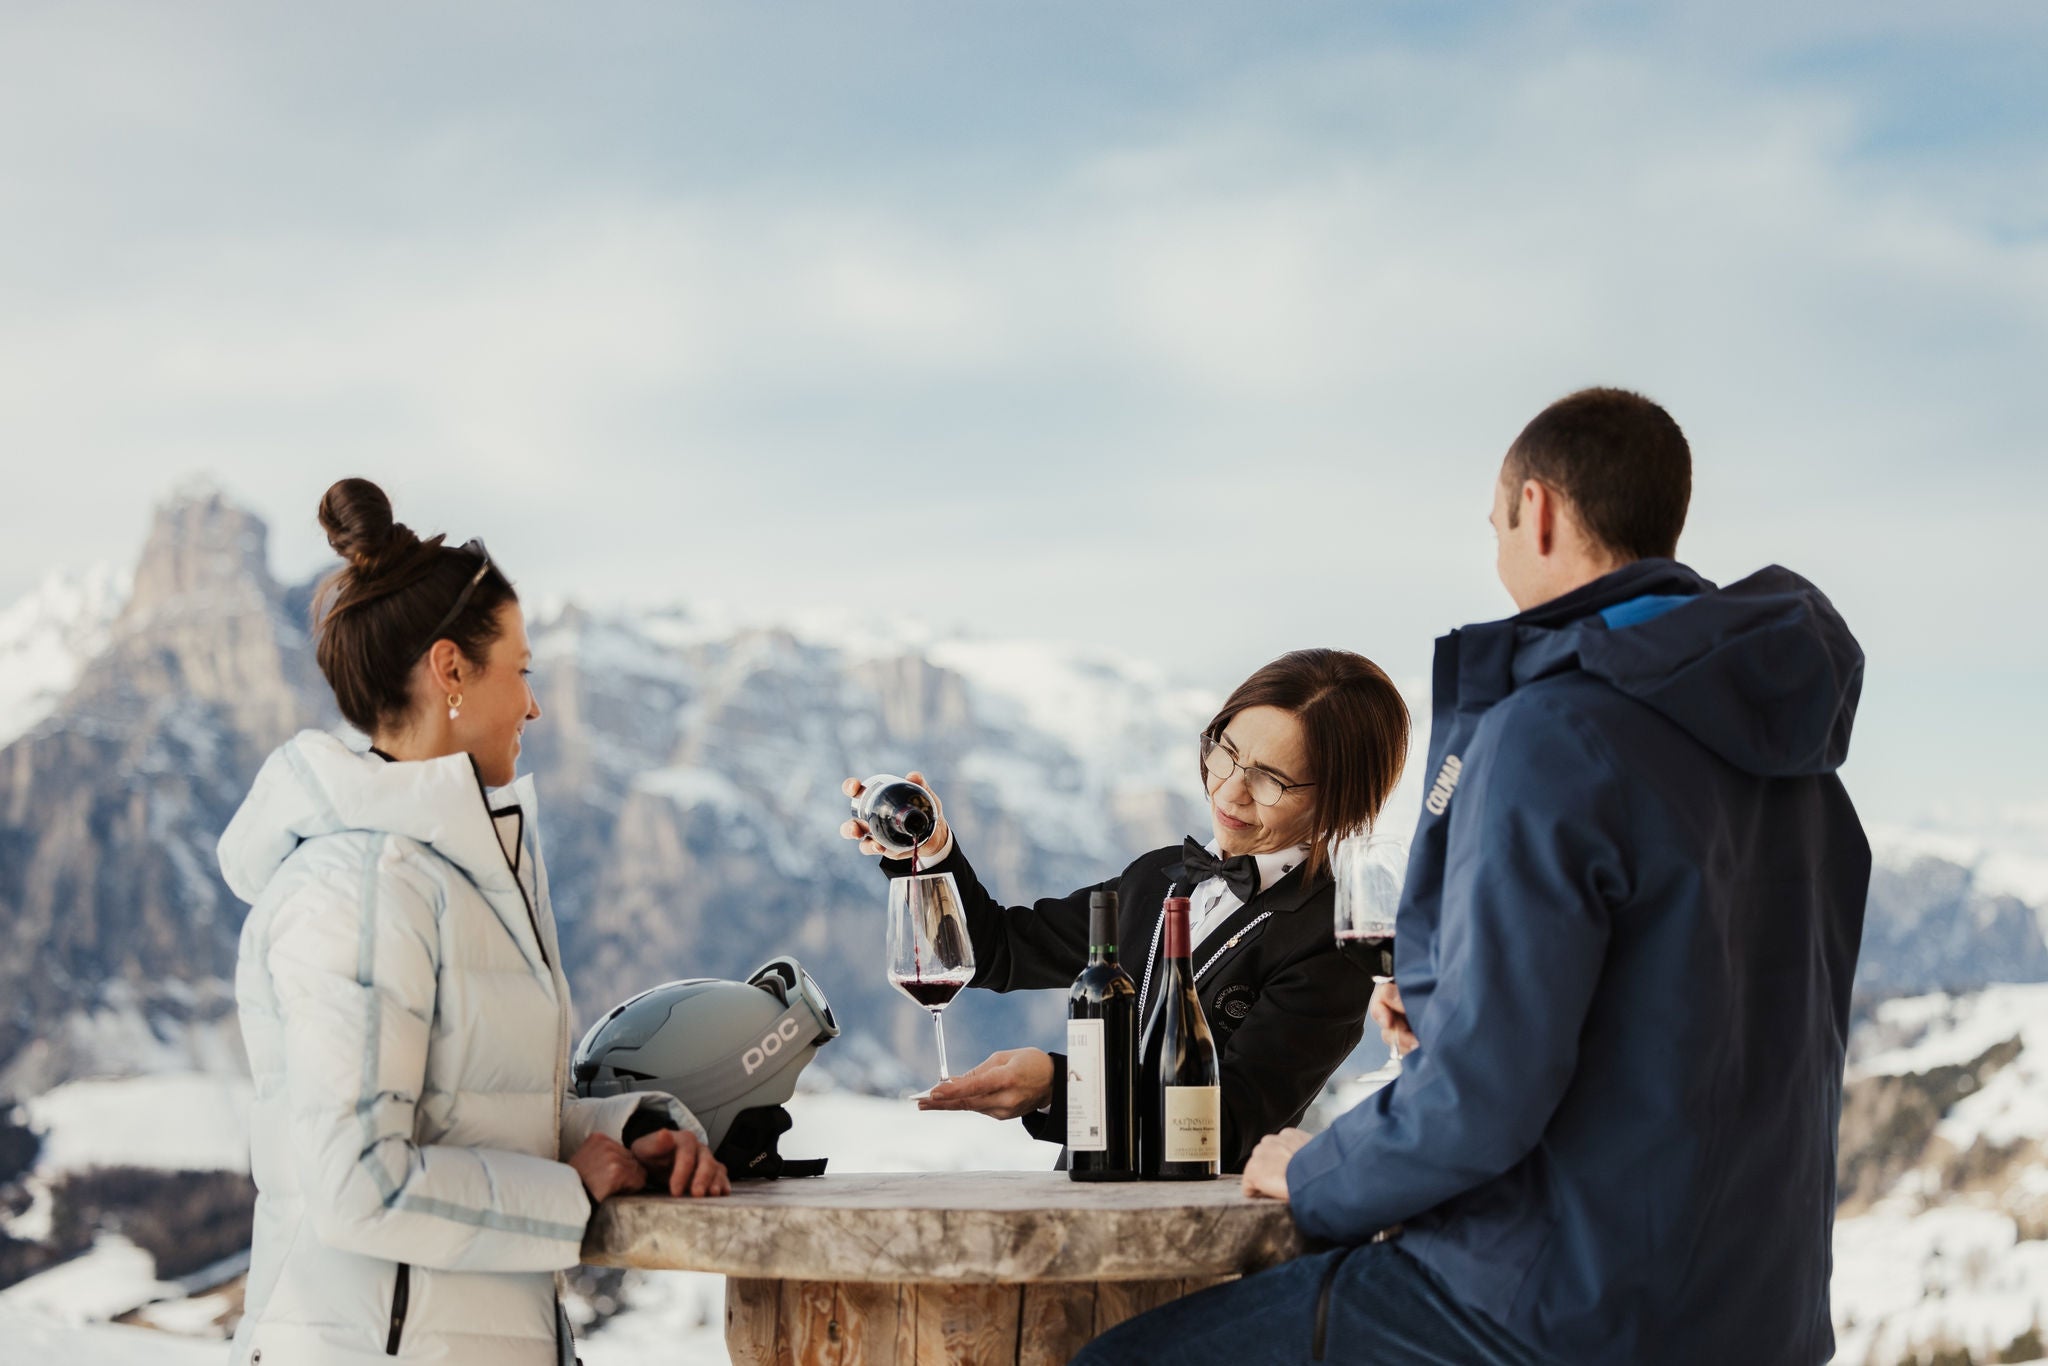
[319,478,421,571]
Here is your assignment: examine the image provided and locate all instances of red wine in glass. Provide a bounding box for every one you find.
[1335,932,1395,979]
[894,978,967,1010]
[887,871,976,1091]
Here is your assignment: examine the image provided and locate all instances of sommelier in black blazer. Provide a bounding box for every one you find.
[841,649,1410,1173]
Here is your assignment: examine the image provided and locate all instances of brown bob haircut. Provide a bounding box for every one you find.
[1503,386,1691,562]
[1202,648,1411,880]
[311,477,517,735]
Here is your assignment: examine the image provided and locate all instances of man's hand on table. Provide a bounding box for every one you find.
[918,1048,1054,1119]
[1242,1128,1312,1202]
[630,1128,732,1198]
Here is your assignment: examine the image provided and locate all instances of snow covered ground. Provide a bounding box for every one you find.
[1833,984,2048,1365]
[6,996,2048,1365]
[0,1235,179,1328]
[0,1086,1058,1366]
[1833,1206,2048,1366]
[1851,983,2048,1152]
[0,1307,224,1366]
[25,1075,252,1176]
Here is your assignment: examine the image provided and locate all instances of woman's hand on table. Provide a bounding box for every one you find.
[569,1134,647,1204]
[840,772,953,862]
[630,1128,732,1198]
[1369,981,1419,1057]
[917,1048,1054,1119]
[1242,1128,1312,1202]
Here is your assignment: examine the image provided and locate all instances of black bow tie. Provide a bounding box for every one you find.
[1171,836,1261,903]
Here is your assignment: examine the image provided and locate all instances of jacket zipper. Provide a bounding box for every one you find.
[385,1262,411,1355]
[467,760,571,1141]
[467,760,550,970]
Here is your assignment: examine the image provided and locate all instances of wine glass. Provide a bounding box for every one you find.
[1333,830,1408,1083]
[887,871,976,1094]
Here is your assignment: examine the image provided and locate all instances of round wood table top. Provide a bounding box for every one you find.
[581,1169,1306,1284]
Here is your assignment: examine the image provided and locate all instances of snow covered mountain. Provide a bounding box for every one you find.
[1859,825,2048,1006]
[2,481,2045,1366]
[0,483,1213,1099]
[0,563,129,752]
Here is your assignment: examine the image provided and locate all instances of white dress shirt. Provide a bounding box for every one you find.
[1185,838,1308,950]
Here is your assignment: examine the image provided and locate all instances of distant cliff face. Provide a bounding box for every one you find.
[0,489,325,1094]
[0,487,1213,1095]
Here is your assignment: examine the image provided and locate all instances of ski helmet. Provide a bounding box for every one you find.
[572,956,838,1177]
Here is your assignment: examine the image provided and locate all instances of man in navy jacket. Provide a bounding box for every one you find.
[1077,388,1869,1366]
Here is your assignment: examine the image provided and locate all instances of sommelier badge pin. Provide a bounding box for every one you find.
[1214,984,1257,1020]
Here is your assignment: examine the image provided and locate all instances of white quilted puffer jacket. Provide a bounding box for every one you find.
[219,730,701,1366]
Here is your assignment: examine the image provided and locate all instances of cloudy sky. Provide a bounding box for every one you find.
[2,1,2043,832]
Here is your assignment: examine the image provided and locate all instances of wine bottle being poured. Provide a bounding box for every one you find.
[852,775,938,861]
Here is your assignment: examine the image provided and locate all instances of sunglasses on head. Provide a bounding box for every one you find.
[414,539,493,663]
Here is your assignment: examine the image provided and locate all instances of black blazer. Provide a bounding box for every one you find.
[884,841,1371,1172]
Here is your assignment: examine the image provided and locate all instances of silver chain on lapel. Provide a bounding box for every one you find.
[1136,883,1178,1022]
[1195,911,1272,982]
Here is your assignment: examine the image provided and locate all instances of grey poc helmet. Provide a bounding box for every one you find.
[572,956,838,1178]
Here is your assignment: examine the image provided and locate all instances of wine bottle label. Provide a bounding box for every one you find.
[1066,1018,1108,1152]
[1163,1085,1220,1164]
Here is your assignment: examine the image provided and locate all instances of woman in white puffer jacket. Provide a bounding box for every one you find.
[218,479,729,1366]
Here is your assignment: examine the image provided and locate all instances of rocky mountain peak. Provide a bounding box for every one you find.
[119,485,278,629]
[65,486,326,748]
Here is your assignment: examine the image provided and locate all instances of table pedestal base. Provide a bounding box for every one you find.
[725,1274,1236,1366]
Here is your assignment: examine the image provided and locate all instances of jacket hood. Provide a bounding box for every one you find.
[1504,560,1865,778]
[219,729,538,905]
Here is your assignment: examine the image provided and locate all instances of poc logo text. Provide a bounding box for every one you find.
[743,1017,803,1076]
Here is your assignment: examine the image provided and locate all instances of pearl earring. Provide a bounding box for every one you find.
[447,692,463,721]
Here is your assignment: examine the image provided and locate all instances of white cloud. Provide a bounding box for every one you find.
[0,3,2041,822]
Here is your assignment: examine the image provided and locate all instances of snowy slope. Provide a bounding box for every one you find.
[1833,1207,2048,1366]
[1834,984,2048,1365]
[25,1076,252,1176]
[7,1004,2048,1366]
[0,1236,179,1327]
[0,1306,224,1366]
[1851,983,2048,1151]
[0,1085,1058,1366]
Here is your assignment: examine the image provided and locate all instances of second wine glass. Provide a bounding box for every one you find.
[1333,830,1408,1080]
[887,871,976,1093]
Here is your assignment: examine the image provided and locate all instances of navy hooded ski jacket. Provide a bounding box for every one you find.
[1286,559,1870,1365]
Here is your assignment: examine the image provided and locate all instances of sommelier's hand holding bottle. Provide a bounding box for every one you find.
[918,1047,1055,1117]
[840,772,953,862]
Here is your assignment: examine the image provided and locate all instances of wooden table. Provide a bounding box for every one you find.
[582,1170,1307,1365]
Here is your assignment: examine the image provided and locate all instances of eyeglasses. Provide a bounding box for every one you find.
[414,539,493,662]
[1201,732,1314,807]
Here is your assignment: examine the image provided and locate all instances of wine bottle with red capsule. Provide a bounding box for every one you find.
[1137,896,1220,1180]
